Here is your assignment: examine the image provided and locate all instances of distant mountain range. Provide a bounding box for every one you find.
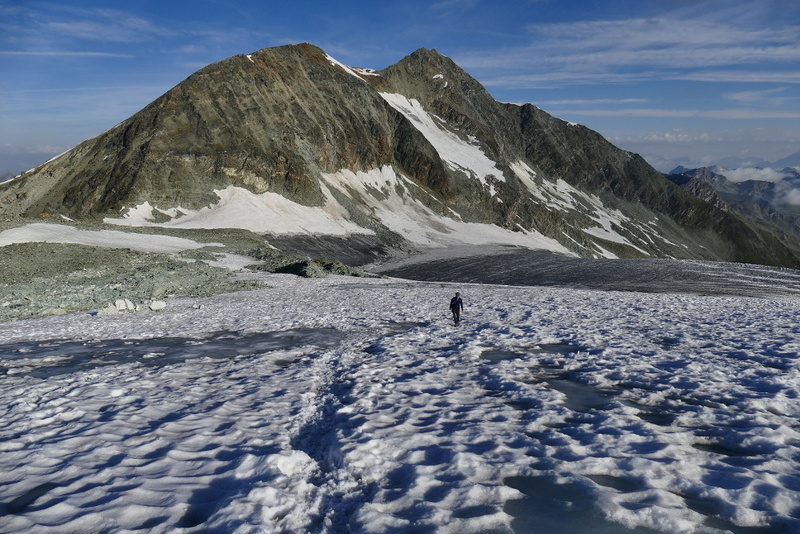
[1,43,798,268]
[773,151,800,169]
[667,165,800,258]
[670,152,800,176]
[710,152,800,170]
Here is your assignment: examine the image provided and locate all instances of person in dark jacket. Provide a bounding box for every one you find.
[449,292,463,324]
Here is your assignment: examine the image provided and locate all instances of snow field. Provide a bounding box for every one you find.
[0,222,220,253]
[1,274,799,533]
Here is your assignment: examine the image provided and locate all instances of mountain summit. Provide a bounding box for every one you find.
[1,43,797,267]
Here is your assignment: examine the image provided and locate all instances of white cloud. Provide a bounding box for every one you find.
[782,188,800,206]
[522,15,800,69]
[703,109,800,119]
[619,131,721,145]
[563,108,697,118]
[538,98,648,106]
[559,108,800,120]
[479,71,649,89]
[458,6,800,89]
[724,167,792,183]
[607,127,800,172]
[723,87,795,108]
[0,50,132,57]
[678,71,800,83]
[39,8,174,43]
[1,144,71,156]
[431,0,479,11]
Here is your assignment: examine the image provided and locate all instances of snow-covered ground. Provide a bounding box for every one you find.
[2,270,800,533]
[0,223,221,254]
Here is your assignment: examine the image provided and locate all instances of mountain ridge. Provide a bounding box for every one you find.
[2,43,798,268]
[667,165,800,258]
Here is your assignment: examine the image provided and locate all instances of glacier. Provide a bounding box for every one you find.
[1,262,799,533]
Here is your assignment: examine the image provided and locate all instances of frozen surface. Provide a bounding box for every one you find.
[374,247,800,299]
[1,271,800,533]
[0,223,219,254]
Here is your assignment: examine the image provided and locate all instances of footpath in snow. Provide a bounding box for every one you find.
[1,273,799,533]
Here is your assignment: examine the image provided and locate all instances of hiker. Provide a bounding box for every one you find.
[449,292,463,324]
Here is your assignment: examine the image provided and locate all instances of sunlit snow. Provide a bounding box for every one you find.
[0,222,219,254]
[325,54,368,81]
[1,270,799,533]
[320,166,570,252]
[101,167,570,254]
[104,186,370,236]
[379,92,505,193]
[509,160,650,258]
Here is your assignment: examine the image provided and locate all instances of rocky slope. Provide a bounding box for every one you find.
[2,43,798,267]
[668,166,800,258]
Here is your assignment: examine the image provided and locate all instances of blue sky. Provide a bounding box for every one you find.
[1,0,798,175]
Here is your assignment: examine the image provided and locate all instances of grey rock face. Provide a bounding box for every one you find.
[669,167,800,260]
[1,43,798,268]
[0,242,262,322]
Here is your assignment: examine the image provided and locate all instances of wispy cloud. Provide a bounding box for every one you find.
[725,167,794,183]
[782,190,800,205]
[0,50,132,57]
[37,7,174,43]
[0,3,174,57]
[723,87,795,106]
[677,71,800,84]
[458,3,800,88]
[563,108,800,119]
[611,130,722,145]
[608,125,800,170]
[539,98,648,106]
[1,143,72,156]
[480,72,651,89]
[430,0,480,14]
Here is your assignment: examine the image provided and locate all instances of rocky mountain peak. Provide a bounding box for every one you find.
[2,43,798,268]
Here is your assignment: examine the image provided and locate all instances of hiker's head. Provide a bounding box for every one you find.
[455,292,460,297]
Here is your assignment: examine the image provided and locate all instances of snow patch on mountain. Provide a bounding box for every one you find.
[432,73,448,88]
[105,186,370,236]
[325,54,368,81]
[510,160,650,257]
[0,223,219,254]
[320,166,571,252]
[379,92,505,194]
[101,165,571,254]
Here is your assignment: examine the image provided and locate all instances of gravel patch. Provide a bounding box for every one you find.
[0,242,263,322]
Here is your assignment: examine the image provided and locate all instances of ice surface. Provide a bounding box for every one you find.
[1,266,800,533]
[373,246,800,299]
